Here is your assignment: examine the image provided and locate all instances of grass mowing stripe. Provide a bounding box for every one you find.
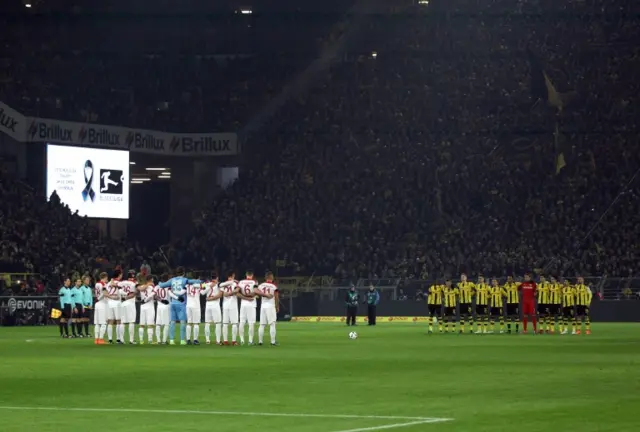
[0,406,450,421]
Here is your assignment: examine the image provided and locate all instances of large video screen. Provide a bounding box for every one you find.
[46,144,130,219]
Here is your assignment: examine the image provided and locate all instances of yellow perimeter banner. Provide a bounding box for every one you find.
[292,316,429,323]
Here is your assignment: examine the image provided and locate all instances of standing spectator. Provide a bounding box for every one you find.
[345,285,359,326]
[366,285,380,326]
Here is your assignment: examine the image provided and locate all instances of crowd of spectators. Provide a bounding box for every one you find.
[1,0,639,286]
[190,0,640,279]
[0,165,165,290]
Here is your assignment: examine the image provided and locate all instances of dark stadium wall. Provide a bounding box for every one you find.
[128,181,170,247]
[296,300,640,322]
[0,134,27,178]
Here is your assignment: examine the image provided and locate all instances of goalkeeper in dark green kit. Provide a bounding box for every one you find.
[345,285,359,326]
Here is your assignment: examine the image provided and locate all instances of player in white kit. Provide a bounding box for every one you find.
[93,272,110,344]
[201,274,223,345]
[118,270,138,344]
[238,271,258,345]
[219,271,239,345]
[138,275,156,344]
[185,281,203,345]
[255,271,279,346]
[105,270,123,344]
[154,274,171,344]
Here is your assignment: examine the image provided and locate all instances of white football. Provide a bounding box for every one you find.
[349,331,358,340]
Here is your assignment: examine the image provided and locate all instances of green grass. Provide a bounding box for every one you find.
[0,323,639,432]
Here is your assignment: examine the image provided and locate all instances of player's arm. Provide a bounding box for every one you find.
[586,287,593,304]
[158,280,171,288]
[187,279,201,285]
[200,285,210,296]
[144,290,156,303]
[275,290,280,313]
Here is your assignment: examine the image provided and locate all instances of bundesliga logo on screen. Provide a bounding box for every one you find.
[99,169,124,201]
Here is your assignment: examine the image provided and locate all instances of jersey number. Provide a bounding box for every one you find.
[189,287,199,296]
[108,287,118,296]
[243,287,252,296]
[263,288,271,295]
[156,289,166,300]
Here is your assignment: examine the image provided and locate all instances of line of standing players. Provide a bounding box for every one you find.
[426,273,593,335]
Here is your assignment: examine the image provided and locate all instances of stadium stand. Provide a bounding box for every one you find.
[0,0,638,286]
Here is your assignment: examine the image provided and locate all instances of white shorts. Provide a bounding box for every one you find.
[260,307,277,325]
[107,303,121,321]
[240,305,256,324]
[121,301,137,324]
[139,306,155,326]
[205,304,222,323]
[187,306,201,324]
[94,305,107,325]
[156,304,170,326]
[223,306,238,324]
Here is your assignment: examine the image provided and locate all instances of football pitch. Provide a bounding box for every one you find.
[0,323,639,432]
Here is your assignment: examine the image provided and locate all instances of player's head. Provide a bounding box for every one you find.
[491,278,498,286]
[160,273,169,283]
[524,273,531,282]
[83,276,91,286]
[146,275,155,285]
[99,272,108,282]
[245,270,254,279]
[63,277,71,287]
[540,275,546,282]
[265,271,274,282]
[460,273,467,282]
[176,266,185,276]
[507,275,513,282]
[75,278,82,287]
[477,275,484,284]
[227,270,235,281]
[112,269,123,281]
[210,272,218,283]
[563,279,570,285]
[550,276,557,283]
[128,269,137,281]
[369,284,375,291]
[445,279,452,287]
[577,276,584,284]
[136,272,146,284]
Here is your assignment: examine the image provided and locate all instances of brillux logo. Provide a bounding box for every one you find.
[0,107,18,133]
[170,136,232,154]
[130,132,165,151]
[29,120,73,142]
[78,126,121,147]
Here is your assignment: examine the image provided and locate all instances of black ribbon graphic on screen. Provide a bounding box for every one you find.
[82,160,95,202]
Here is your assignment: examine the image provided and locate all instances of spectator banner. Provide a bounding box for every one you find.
[0,101,26,142]
[291,316,430,323]
[0,101,237,157]
[0,296,55,326]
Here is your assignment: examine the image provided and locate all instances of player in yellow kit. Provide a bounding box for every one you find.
[457,274,475,334]
[474,276,490,334]
[503,276,520,334]
[561,279,576,335]
[548,276,563,333]
[489,278,506,333]
[427,281,444,333]
[574,277,593,335]
[442,280,459,333]
[536,275,552,334]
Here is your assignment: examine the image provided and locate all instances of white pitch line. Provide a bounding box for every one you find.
[330,419,451,432]
[0,406,452,423]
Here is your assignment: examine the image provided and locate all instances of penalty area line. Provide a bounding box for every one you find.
[0,406,452,423]
[330,419,452,432]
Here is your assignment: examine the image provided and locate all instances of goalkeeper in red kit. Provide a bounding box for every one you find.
[519,273,537,334]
